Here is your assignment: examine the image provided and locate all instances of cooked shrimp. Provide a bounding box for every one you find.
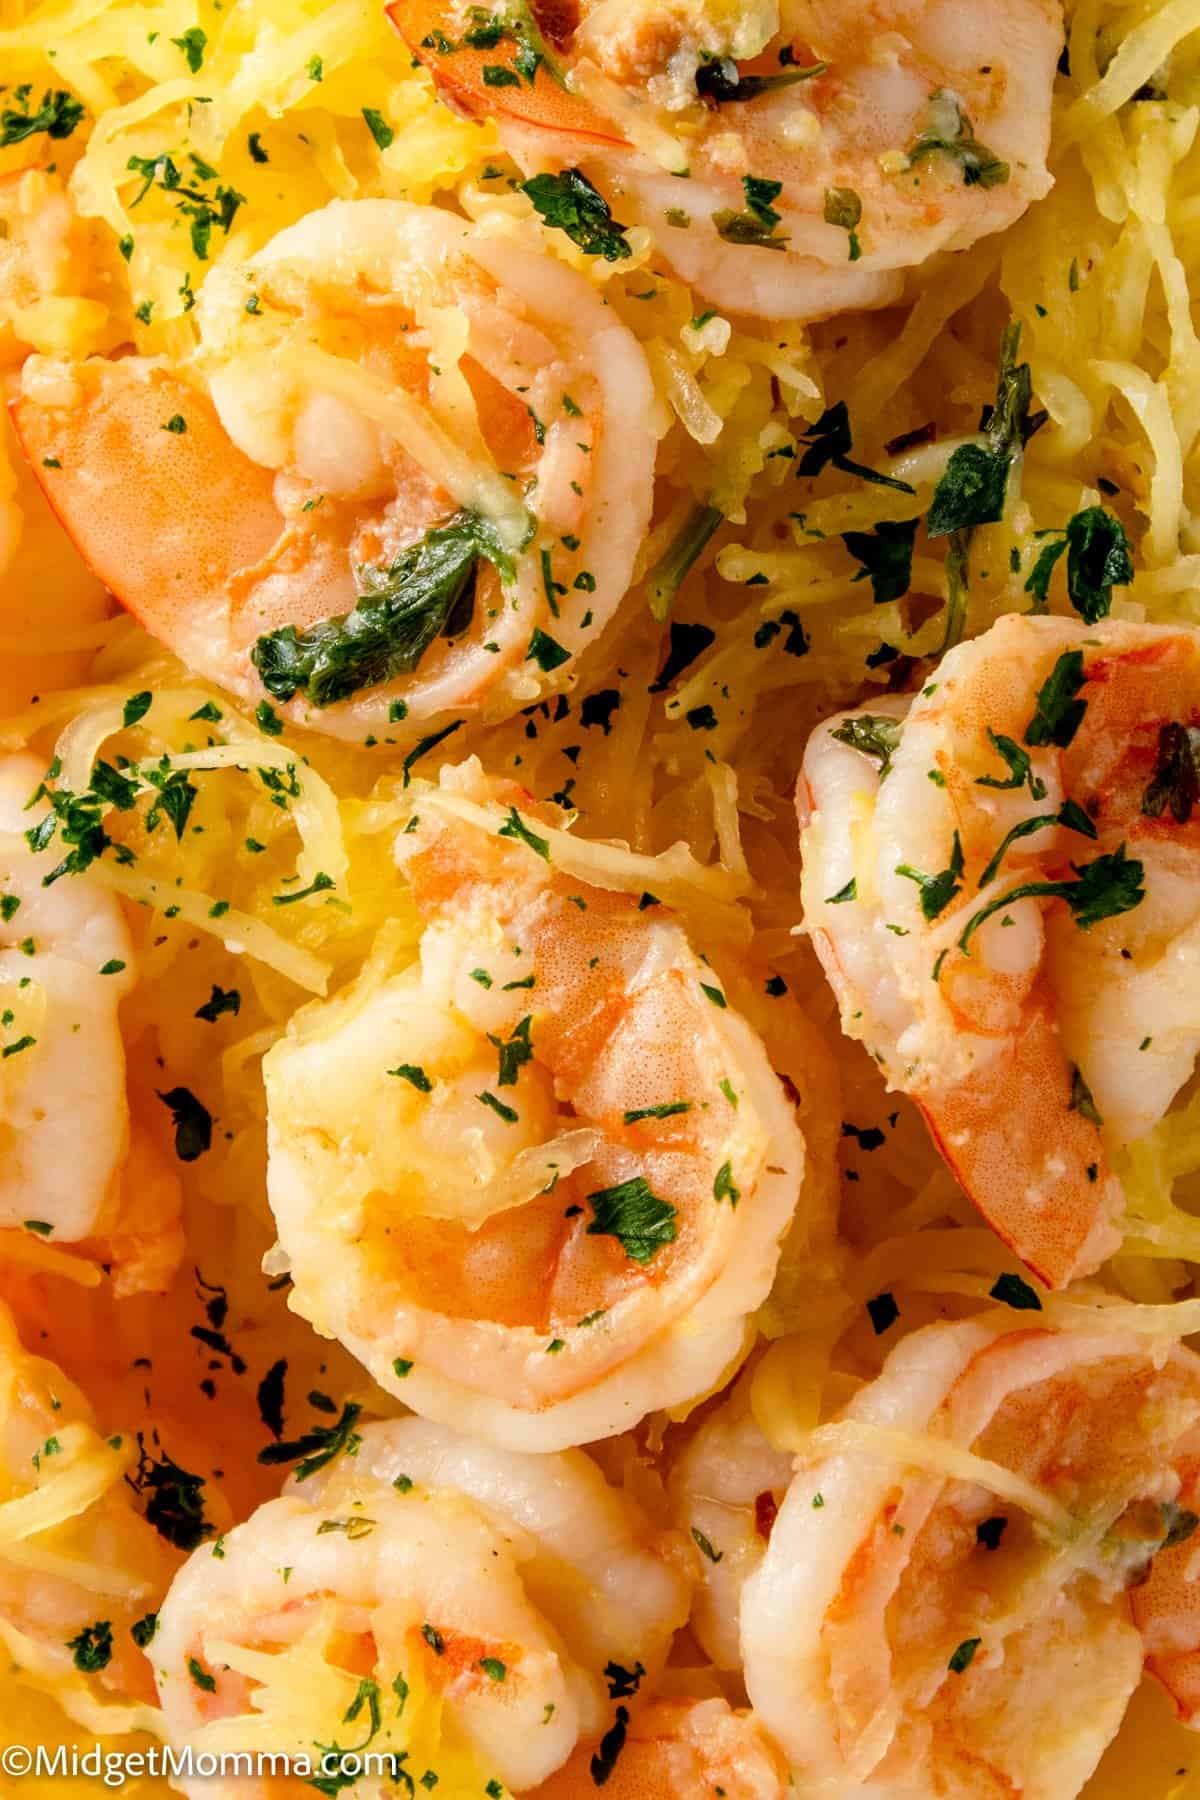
[393,0,1061,320]
[264,757,810,1451]
[0,1299,174,1723]
[155,1417,691,1797]
[0,752,183,1293]
[741,1314,1200,1797]
[12,197,657,742]
[529,1697,788,1798]
[667,1370,792,1669]
[798,613,1200,1289]
[1130,1444,1200,1727]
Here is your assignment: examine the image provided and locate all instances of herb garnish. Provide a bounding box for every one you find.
[956,842,1145,955]
[797,403,916,493]
[830,713,903,776]
[1024,506,1133,621]
[0,86,84,148]
[842,518,919,604]
[253,512,515,707]
[1142,722,1200,822]
[521,168,632,261]
[905,89,1009,188]
[585,1176,677,1264]
[256,1401,362,1480]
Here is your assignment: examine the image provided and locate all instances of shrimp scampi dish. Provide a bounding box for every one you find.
[4,0,1200,1793]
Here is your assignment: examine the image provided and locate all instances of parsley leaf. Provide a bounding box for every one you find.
[521,168,632,261]
[842,517,919,605]
[694,56,825,102]
[1023,649,1087,748]
[976,796,1096,888]
[1142,722,1200,823]
[1062,506,1133,622]
[256,1401,362,1481]
[830,712,903,776]
[905,89,1010,188]
[252,512,515,707]
[67,1620,113,1673]
[976,729,1046,798]
[989,1272,1042,1311]
[957,842,1145,954]
[590,1707,630,1786]
[927,323,1041,648]
[586,1176,677,1265]
[797,403,915,493]
[714,173,789,249]
[157,1086,212,1161]
[195,984,241,1022]
[896,830,964,920]
[131,1446,212,1550]
[0,87,84,148]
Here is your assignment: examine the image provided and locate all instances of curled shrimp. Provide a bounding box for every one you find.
[667,1370,792,1670]
[798,613,1200,1289]
[12,197,657,742]
[264,758,812,1451]
[0,1299,174,1727]
[529,1696,788,1797]
[0,753,183,1294]
[392,0,1060,320]
[154,1417,691,1797]
[741,1314,1200,1797]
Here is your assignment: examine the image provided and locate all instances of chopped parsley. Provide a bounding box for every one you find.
[498,805,551,861]
[823,185,863,260]
[690,1527,723,1563]
[252,511,516,707]
[1023,649,1087,748]
[957,842,1145,954]
[131,1446,212,1550]
[694,55,825,102]
[867,1291,900,1334]
[362,107,394,149]
[1024,506,1133,621]
[67,1620,113,1673]
[842,517,918,604]
[256,1401,362,1481]
[976,730,1046,799]
[1142,722,1200,822]
[713,174,787,251]
[0,85,84,148]
[195,984,241,1022]
[905,89,1010,188]
[797,402,915,493]
[830,713,903,775]
[157,1086,212,1161]
[521,167,632,261]
[125,150,245,263]
[389,1063,433,1092]
[171,27,207,71]
[990,1271,1043,1310]
[585,1176,678,1265]
[896,830,964,921]
[590,1707,630,1786]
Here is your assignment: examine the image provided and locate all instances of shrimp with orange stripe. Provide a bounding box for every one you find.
[154,1416,691,1797]
[13,197,657,744]
[741,1313,1200,1797]
[263,757,826,1451]
[391,0,1061,320]
[799,613,1200,1289]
